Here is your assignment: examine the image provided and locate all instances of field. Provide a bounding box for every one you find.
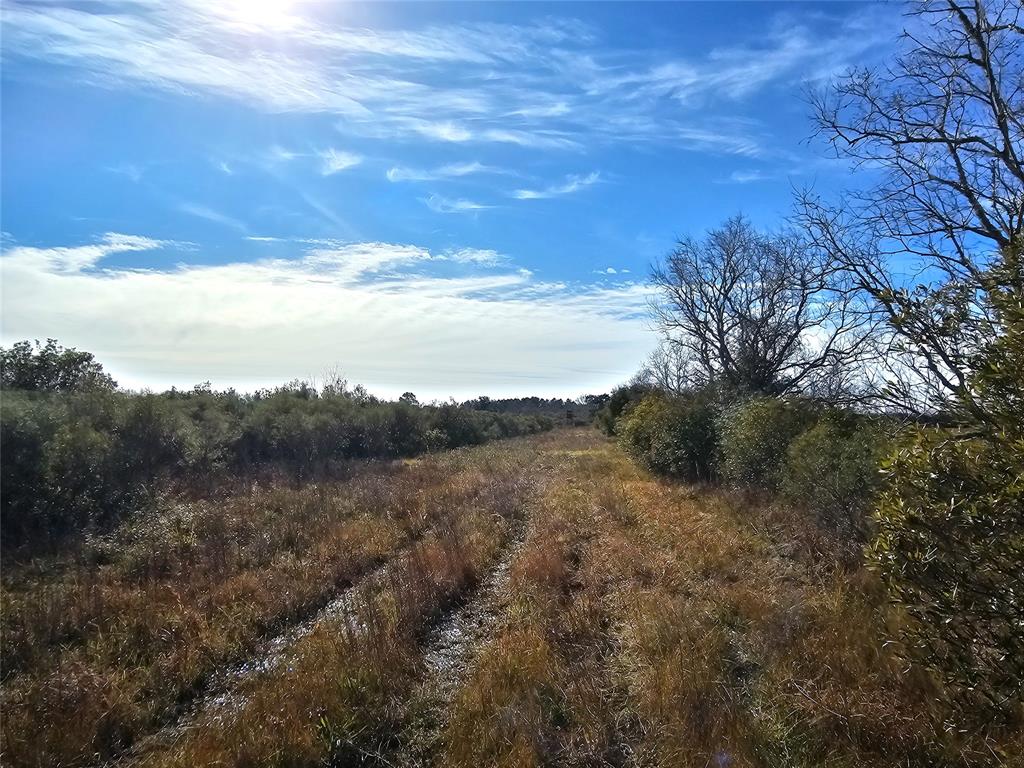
[1,429,1016,767]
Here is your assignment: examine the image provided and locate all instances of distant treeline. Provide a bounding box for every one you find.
[0,340,554,550]
[460,394,608,425]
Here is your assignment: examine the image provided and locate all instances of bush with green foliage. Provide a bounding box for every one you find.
[594,382,653,436]
[868,240,1024,725]
[781,413,887,534]
[870,430,1022,722]
[0,342,554,550]
[617,393,718,481]
[716,396,816,491]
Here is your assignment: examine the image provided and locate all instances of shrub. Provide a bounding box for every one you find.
[717,396,815,491]
[867,240,1024,725]
[433,404,486,448]
[781,413,887,534]
[594,383,653,436]
[618,393,717,481]
[0,394,56,543]
[868,429,1023,724]
[0,347,554,551]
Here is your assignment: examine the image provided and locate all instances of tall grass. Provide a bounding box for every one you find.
[0,438,541,767]
[2,430,1016,767]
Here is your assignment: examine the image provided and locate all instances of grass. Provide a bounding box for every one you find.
[1,429,1019,767]
[1,437,543,766]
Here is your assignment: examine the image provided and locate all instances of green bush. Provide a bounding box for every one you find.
[781,413,886,533]
[618,393,717,481]
[0,394,57,543]
[867,240,1024,725]
[717,397,815,491]
[594,383,653,436]
[869,429,1023,722]
[0,360,553,550]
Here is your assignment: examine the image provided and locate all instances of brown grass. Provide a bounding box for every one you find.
[2,429,1019,767]
[0,437,544,767]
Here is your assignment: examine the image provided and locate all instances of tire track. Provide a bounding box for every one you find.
[102,530,430,766]
[394,529,525,767]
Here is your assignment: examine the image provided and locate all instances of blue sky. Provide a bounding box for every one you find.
[0,1,904,399]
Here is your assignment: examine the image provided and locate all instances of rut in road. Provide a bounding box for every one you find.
[103,531,431,767]
[393,530,525,767]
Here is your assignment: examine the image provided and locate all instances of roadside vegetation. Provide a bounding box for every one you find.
[8,430,1017,768]
[601,0,1022,756]
[0,339,552,552]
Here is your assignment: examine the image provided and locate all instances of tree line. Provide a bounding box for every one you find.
[0,339,554,551]
[608,0,1021,735]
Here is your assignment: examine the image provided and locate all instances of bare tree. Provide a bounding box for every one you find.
[634,343,693,395]
[800,0,1023,417]
[650,216,875,399]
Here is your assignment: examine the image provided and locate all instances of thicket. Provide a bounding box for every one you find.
[615,391,889,533]
[0,341,552,550]
[616,391,716,482]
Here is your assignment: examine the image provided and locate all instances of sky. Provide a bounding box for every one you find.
[0,0,905,400]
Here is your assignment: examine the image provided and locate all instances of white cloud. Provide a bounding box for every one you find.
[319,148,362,175]
[512,172,600,200]
[411,121,474,143]
[423,195,492,214]
[0,232,171,273]
[443,248,506,266]
[179,202,247,231]
[106,163,144,182]
[386,161,507,183]
[268,145,300,162]
[0,2,901,156]
[726,169,769,183]
[0,233,654,398]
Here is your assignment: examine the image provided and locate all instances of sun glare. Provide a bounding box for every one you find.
[220,0,298,31]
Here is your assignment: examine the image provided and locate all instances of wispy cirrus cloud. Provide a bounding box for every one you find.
[318,148,362,175]
[106,163,145,182]
[1,232,653,397]
[443,248,507,266]
[386,161,508,183]
[423,194,492,214]
[0,1,899,157]
[724,169,771,184]
[512,172,600,200]
[265,145,302,163]
[179,202,247,232]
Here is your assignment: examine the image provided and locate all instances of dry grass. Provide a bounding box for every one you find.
[442,434,1018,768]
[2,429,1019,767]
[0,437,544,767]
